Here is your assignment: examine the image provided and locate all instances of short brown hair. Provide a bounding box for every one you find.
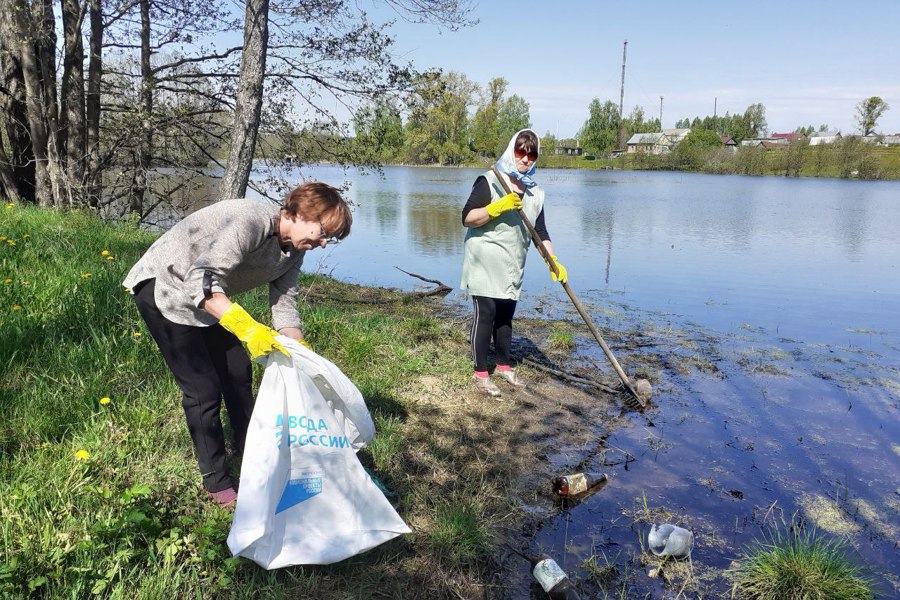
[283,181,352,240]
[515,130,539,156]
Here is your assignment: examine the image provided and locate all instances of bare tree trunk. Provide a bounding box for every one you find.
[218,0,268,200]
[8,0,67,207]
[10,0,52,206]
[130,0,152,215]
[61,0,86,203]
[85,0,102,207]
[0,14,34,202]
[32,0,67,206]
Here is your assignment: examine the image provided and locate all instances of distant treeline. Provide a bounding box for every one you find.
[542,138,900,181]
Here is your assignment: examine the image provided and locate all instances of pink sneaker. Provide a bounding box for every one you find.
[473,374,501,397]
[495,368,526,388]
[207,487,237,507]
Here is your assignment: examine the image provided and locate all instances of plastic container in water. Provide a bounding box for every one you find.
[648,524,694,558]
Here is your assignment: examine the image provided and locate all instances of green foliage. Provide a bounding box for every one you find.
[470,77,507,158]
[353,99,406,163]
[855,96,889,136]
[672,129,724,169]
[834,137,880,179]
[540,132,559,155]
[580,98,620,155]
[496,94,531,152]
[680,129,723,149]
[673,103,768,143]
[743,103,768,138]
[405,71,476,165]
[730,526,874,600]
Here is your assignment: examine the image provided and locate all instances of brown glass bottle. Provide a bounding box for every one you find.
[551,472,608,497]
[529,553,581,599]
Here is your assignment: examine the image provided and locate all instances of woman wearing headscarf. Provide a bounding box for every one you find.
[460,129,567,397]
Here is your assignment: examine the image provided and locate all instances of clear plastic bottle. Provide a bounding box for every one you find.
[529,553,581,599]
[551,472,608,497]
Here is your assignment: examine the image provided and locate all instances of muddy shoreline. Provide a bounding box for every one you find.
[420,294,899,599]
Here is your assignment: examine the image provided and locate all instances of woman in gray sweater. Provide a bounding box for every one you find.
[123,182,352,505]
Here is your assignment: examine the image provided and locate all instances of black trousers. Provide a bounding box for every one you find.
[470,295,517,372]
[134,279,254,492]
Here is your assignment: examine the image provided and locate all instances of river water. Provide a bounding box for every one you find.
[245,165,899,597]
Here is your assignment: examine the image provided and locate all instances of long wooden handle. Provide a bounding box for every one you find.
[490,167,644,406]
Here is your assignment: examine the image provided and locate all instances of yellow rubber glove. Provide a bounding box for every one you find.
[485,193,523,218]
[218,303,289,359]
[298,339,312,350]
[545,255,568,283]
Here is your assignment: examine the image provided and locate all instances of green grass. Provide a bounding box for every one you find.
[547,329,575,350]
[0,201,483,598]
[428,501,491,565]
[729,526,874,600]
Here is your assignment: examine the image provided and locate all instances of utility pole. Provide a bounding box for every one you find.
[714,97,717,119]
[659,96,663,129]
[617,39,627,150]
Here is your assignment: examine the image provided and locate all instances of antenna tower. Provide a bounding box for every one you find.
[617,40,627,150]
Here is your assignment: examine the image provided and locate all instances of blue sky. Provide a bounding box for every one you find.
[366,0,900,138]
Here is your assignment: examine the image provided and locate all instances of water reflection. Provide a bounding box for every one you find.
[406,193,463,256]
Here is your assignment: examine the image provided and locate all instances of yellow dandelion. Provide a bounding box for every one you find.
[133,331,142,337]
[0,236,5,241]
[75,449,90,461]
[124,287,132,294]
[12,305,22,311]
[106,256,114,261]
[81,273,91,279]
[22,234,30,239]
[22,281,29,287]
[99,397,111,405]
[101,249,110,256]
[4,278,11,284]
[6,240,15,246]
[5,202,12,208]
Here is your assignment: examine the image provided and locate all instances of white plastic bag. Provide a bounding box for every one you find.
[227,344,410,568]
[283,339,376,450]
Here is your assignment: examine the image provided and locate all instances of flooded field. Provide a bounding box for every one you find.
[508,293,899,597]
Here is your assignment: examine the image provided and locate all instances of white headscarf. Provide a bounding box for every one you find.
[494,128,539,189]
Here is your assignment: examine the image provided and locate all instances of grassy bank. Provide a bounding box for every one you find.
[0,202,519,599]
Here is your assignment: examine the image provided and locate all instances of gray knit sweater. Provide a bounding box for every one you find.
[123,199,305,330]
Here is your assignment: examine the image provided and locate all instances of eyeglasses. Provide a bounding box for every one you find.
[318,223,340,245]
[514,147,538,162]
